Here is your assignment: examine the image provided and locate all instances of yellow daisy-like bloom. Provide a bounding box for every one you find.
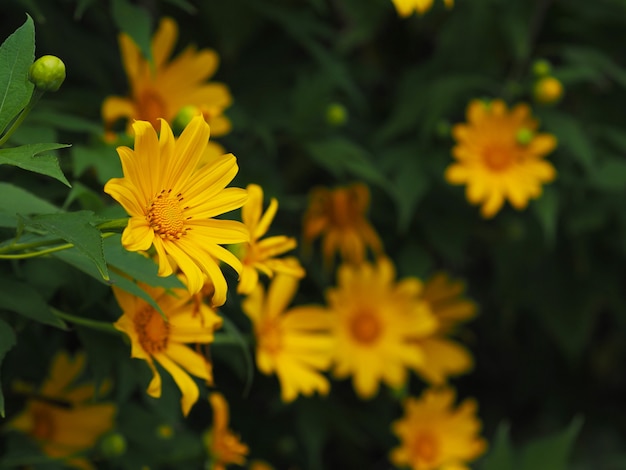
[6,351,116,470]
[445,99,557,218]
[204,393,249,470]
[391,0,453,17]
[390,387,487,470]
[112,282,223,416]
[324,258,438,399]
[237,184,305,295]
[412,273,477,385]
[102,16,232,136]
[242,273,333,402]
[103,116,249,303]
[302,183,383,268]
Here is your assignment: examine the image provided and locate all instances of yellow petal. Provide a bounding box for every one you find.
[166,343,211,381]
[121,217,153,252]
[154,353,199,416]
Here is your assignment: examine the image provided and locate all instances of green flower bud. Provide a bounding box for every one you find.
[28,55,66,92]
[533,76,564,105]
[172,105,201,134]
[516,128,534,146]
[156,424,174,439]
[99,432,127,458]
[435,120,451,138]
[326,103,348,127]
[532,59,552,78]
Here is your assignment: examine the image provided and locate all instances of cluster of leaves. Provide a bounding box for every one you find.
[1,0,626,468]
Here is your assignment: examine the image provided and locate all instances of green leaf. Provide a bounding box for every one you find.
[519,416,584,470]
[0,318,17,418]
[162,0,197,14]
[0,277,67,329]
[532,186,559,246]
[28,211,109,280]
[304,137,390,189]
[103,235,184,290]
[71,143,121,184]
[0,15,35,136]
[0,143,71,186]
[111,0,153,64]
[541,110,595,171]
[0,182,60,227]
[480,422,515,470]
[216,314,254,397]
[589,157,626,191]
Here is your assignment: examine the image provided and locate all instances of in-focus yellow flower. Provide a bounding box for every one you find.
[242,273,333,402]
[391,0,453,17]
[324,258,438,399]
[6,351,116,470]
[445,99,557,218]
[104,116,249,303]
[390,387,487,470]
[112,282,223,416]
[302,183,383,268]
[236,184,305,295]
[412,273,477,385]
[204,393,248,470]
[102,16,232,136]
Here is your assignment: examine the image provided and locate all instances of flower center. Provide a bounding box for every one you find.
[31,407,55,441]
[411,432,439,464]
[258,319,282,355]
[482,145,516,172]
[134,307,170,354]
[349,310,382,345]
[147,190,188,240]
[137,90,168,128]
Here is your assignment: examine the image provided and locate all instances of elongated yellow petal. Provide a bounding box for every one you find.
[154,353,199,416]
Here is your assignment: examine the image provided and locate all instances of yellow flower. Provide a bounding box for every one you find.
[237,184,305,295]
[412,273,478,385]
[6,351,116,470]
[391,0,454,17]
[112,282,223,416]
[390,387,487,470]
[104,116,249,303]
[325,258,438,399]
[445,99,557,218]
[102,16,232,136]
[302,183,383,268]
[204,393,249,470]
[242,273,333,402]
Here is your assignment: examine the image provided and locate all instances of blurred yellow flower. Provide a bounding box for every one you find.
[205,393,249,470]
[534,76,564,105]
[412,273,477,385]
[302,183,383,268]
[7,351,116,470]
[325,258,438,399]
[391,0,453,16]
[236,184,305,295]
[104,116,248,303]
[445,99,557,218]
[242,273,333,402]
[102,16,232,136]
[112,282,223,416]
[390,387,487,470]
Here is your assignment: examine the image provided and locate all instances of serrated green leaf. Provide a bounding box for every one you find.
[111,0,153,64]
[480,422,515,470]
[0,182,60,227]
[0,15,34,136]
[103,235,184,289]
[519,416,584,470]
[0,143,71,186]
[0,277,67,329]
[0,318,17,418]
[28,211,109,280]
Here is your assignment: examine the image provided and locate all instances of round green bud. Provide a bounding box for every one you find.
[516,128,534,146]
[28,55,66,92]
[533,76,564,105]
[435,120,451,138]
[156,424,174,439]
[172,105,201,134]
[532,59,552,78]
[326,103,348,127]
[99,432,127,458]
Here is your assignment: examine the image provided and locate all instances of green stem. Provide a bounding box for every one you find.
[0,232,116,259]
[0,242,74,259]
[97,218,130,231]
[0,90,44,147]
[51,307,120,335]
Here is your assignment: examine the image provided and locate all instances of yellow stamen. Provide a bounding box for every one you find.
[350,310,382,344]
[31,407,55,440]
[147,190,187,240]
[412,432,439,463]
[482,145,515,172]
[134,307,170,354]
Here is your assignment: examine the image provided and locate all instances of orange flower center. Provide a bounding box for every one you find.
[329,190,362,229]
[482,145,516,172]
[31,407,55,440]
[258,319,282,355]
[137,89,168,128]
[350,310,382,344]
[147,190,188,240]
[411,432,439,464]
[134,307,170,354]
